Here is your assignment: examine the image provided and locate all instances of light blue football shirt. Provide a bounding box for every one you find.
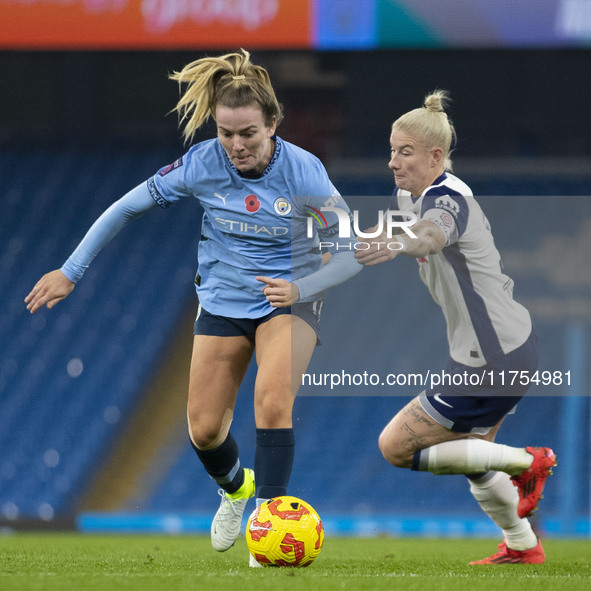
[62,136,360,319]
[150,136,356,317]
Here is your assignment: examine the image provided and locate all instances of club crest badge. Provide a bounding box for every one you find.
[274,197,291,215]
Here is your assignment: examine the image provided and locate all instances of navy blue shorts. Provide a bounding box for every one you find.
[193,301,323,342]
[419,330,539,434]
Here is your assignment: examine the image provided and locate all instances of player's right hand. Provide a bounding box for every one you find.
[25,269,75,314]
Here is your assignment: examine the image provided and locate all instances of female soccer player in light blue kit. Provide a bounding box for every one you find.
[26,50,361,565]
[356,91,556,565]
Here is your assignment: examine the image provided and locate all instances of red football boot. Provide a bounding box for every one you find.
[511,446,557,518]
[469,539,545,565]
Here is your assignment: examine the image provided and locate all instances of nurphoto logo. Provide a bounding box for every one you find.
[306,206,417,250]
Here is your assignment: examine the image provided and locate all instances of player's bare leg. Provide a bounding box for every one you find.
[379,397,467,468]
[248,313,316,566]
[252,313,316,494]
[187,334,253,448]
[187,334,256,552]
[379,397,536,474]
[253,313,316,427]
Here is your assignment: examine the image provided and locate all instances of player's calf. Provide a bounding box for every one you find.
[378,428,414,468]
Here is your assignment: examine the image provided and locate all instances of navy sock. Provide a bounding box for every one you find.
[466,472,489,481]
[192,433,244,494]
[411,449,422,471]
[254,428,295,499]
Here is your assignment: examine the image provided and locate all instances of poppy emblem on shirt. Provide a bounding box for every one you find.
[245,194,261,213]
[273,197,291,215]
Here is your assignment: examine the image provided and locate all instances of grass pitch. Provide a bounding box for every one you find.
[1,533,590,591]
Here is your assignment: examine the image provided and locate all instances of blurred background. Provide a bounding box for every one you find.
[1,0,590,538]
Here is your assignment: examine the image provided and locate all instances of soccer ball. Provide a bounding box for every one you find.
[246,496,324,567]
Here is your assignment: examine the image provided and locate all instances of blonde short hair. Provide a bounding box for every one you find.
[393,90,456,171]
[170,49,283,145]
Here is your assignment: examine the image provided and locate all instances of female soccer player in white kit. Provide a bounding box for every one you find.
[25,50,361,564]
[355,91,556,565]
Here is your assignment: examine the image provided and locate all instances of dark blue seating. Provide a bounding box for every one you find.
[0,144,588,525]
[0,144,199,519]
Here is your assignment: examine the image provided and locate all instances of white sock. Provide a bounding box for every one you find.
[469,471,538,551]
[415,439,533,476]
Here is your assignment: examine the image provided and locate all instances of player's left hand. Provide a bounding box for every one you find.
[25,269,76,314]
[256,276,299,307]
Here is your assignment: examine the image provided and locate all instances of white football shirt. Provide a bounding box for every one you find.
[392,172,532,367]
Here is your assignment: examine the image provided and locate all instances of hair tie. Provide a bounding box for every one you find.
[232,75,246,80]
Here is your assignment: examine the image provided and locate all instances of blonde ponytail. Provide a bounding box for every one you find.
[170,49,283,144]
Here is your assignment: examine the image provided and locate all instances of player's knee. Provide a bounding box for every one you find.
[254,390,292,428]
[188,424,219,449]
[378,430,412,469]
[187,412,223,449]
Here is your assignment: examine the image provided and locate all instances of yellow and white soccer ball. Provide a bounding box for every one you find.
[246,496,324,567]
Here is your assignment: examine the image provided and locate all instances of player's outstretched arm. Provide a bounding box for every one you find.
[24,182,159,315]
[25,269,75,314]
[355,220,446,266]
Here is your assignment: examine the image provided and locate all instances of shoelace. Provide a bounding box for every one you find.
[217,490,243,519]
